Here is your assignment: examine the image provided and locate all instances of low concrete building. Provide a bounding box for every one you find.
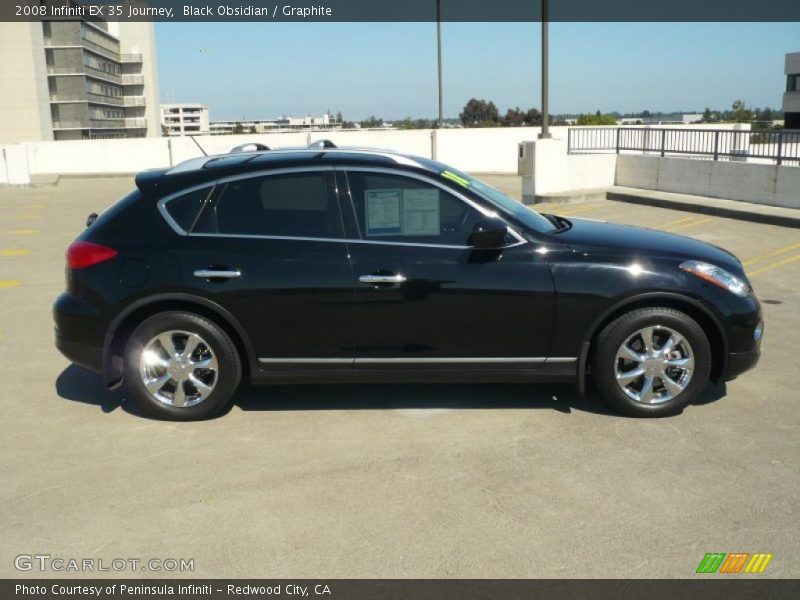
[209,114,342,135]
[161,103,210,136]
[784,52,800,129]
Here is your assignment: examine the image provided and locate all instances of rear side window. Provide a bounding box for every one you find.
[164,186,213,232]
[213,172,336,238]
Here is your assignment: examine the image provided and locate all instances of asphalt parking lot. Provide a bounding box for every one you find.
[1,175,798,578]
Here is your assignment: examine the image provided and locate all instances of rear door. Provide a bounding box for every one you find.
[166,167,355,368]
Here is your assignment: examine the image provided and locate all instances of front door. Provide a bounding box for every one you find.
[338,169,555,369]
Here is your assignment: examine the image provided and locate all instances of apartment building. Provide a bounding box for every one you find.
[784,52,800,129]
[161,103,210,136]
[0,19,160,143]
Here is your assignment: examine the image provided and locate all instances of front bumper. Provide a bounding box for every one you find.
[724,346,761,381]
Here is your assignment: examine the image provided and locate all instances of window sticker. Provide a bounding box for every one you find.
[402,188,440,236]
[365,189,402,235]
[441,170,471,188]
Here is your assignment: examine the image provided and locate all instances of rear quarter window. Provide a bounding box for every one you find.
[163,186,214,232]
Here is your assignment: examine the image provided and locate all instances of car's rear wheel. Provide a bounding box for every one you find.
[124,311,241,420]
[592,307,712,417]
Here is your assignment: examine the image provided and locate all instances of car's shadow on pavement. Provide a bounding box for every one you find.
[56,365,126,413]
[56,364,728,419]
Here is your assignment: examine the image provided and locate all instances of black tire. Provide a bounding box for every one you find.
[591,307,712,417]
[124,311,242,420]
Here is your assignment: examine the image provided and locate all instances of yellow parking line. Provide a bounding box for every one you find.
[1,215,41,221]
[30,204,47,209]
[657,216,698,229]
[0,280,22,289]
[6,229,39,235]
[747,254,800,277]
[0,249,31,256]
[663,217,712,232]
[742,242,800,266]
[557,204,603,216]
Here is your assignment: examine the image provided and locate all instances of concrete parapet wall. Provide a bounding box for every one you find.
[616,154,800,209]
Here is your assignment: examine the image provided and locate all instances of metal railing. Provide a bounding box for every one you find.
[88,93,124,107]
[567,127,800,166]
[123,96,146,107]
[122,74,144,85]
[125,118,148,128]
[52,119,126,130]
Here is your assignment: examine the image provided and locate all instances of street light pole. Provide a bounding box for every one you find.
[437,0,443,127]
[538,0,552,139]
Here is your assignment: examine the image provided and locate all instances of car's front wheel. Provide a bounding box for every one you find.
[592,307,712,417]
[124,311,242,420]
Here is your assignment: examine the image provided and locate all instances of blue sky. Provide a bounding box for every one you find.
[155,21,799,121]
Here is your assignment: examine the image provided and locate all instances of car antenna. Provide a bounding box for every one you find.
[188,135,208,156]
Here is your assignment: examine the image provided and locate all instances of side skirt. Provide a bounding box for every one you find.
[250,362,577,385]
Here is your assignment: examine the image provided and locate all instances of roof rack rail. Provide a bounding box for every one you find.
[307,139,337,149]
[230,142,271,153]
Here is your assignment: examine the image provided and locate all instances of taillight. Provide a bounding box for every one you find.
[66,241,117,269]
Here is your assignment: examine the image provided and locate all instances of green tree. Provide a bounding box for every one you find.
[459,98,500,127]
[524,108,542,126]
[576,113,617,126]
[360,115,383,128]
[730,100,754,123]
[232,123,245,135]
[501,107,526,126]
[248,125,257,134]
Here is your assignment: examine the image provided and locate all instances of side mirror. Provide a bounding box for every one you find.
[468,219,508,249]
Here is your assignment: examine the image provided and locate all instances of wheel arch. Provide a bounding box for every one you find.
[102,293,256,388]
[577,292,729,394]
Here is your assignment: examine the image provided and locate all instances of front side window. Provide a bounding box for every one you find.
[211,172,336,238]
[346,172,483,246]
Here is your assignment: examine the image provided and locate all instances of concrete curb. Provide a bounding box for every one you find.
[606,191,800,229]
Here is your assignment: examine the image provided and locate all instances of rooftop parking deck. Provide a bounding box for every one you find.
[0,177,798,578]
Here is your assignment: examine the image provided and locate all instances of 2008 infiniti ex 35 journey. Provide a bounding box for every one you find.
[54,143,763,420]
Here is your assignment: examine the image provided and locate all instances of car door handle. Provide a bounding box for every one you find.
[194,269,241,279]
[359,274,407,284]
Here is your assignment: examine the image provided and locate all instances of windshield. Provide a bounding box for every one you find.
[422,160,555,234]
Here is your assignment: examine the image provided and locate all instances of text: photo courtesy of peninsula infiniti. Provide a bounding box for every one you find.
[54,143,763,420]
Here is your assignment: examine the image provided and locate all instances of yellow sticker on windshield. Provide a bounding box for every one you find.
[441,170,471,188]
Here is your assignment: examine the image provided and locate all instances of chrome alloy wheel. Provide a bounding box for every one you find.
[138,330,218,407]
[614,325,694,405]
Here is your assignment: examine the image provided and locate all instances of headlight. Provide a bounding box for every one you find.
[680,260,750,297]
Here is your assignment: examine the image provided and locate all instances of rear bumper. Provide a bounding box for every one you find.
[55,333,103,374]
[54,291,105,374]
[724,346,761,381]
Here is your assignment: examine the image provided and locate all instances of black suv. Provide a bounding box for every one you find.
[54,143,762,420]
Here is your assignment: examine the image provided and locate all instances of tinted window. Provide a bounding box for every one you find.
[413,158,554,234]
[346,172,482,245]
[214,172,335,237]
[164,186,213,232]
